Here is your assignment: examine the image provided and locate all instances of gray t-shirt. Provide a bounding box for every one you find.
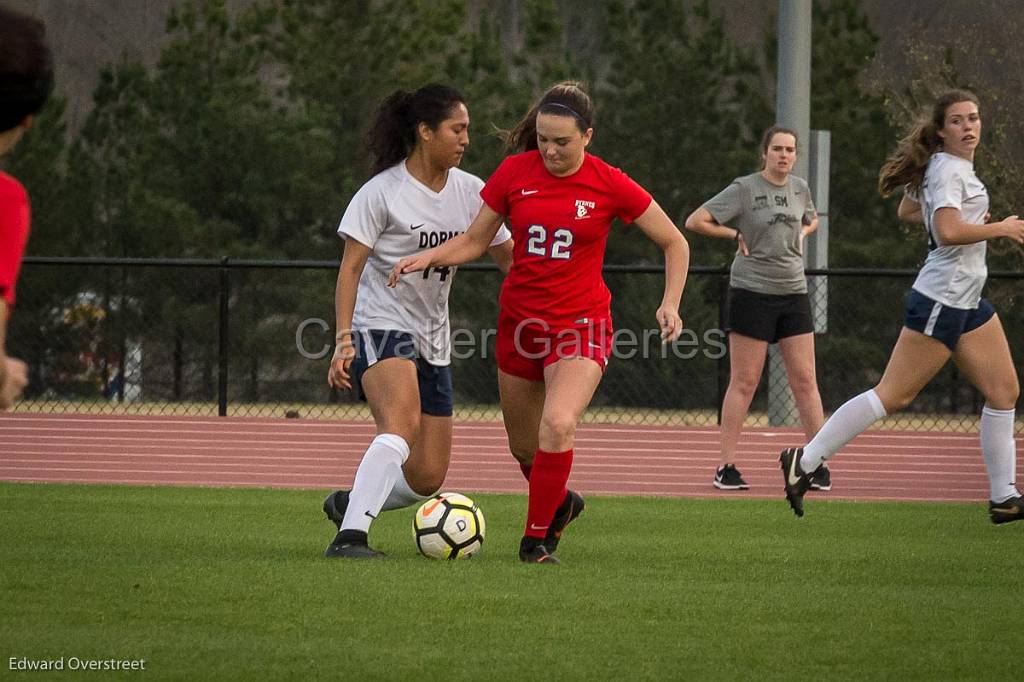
[702,172,816,295]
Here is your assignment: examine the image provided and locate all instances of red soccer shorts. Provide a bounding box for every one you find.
[496,312,613,382]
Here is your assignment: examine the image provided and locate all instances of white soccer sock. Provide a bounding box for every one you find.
[801,389,887,471]
[380,472,433,512]
[341,433,411,534]
[981,406,1019,503]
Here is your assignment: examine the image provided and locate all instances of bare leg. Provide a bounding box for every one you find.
[953,315,1020,504]
[777,332,825,441]
[718,333,768,467]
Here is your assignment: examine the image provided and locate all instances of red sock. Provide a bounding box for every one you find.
[524,448,573,538]
[519,462,532,481]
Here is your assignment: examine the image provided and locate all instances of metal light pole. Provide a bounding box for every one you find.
[768,0,812,427]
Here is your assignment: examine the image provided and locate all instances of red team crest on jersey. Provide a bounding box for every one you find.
[480,150,651,379]
[574,199,595,219]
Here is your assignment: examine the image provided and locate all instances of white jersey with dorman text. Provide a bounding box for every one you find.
[338,162,511,365]
[912,152,989,309]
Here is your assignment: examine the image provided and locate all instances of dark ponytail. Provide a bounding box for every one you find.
[367,84,466,176]
[0,5,54,132]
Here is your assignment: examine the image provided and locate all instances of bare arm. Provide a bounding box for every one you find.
[933,208,1024,246]
[487,237,514,274]
[327,238,372,390]
[684,205,748,256]
[389,205,505,285]
[797,214,820,254]
[684,206,740,241]
[633,200,690,341]
[0,300,29,409]
[898,195,923,224]
[802,215,820,237]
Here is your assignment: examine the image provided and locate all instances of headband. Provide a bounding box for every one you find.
[539,102,589,127]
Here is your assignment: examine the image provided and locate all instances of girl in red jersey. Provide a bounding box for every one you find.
[0,5,53,409]
[391,81,690,563]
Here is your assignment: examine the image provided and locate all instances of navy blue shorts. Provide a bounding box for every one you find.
[903,289,995,351]
[350,330,454,417]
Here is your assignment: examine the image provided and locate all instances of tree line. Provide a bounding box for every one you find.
[3,0,1021,411]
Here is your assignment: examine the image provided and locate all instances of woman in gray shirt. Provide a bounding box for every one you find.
[685,126,826,492]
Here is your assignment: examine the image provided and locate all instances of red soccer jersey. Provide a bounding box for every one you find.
[480,151,652,326]
[0,171,31,310]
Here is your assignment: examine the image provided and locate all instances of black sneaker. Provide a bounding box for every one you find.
[809,464,832,492]
[544,489,585,553]
[519,537,560,564]
[989,496,1024,525]
[323,490,350,530]
[779,447,813,517]
[324,530,386,559]
[713,464,749,490]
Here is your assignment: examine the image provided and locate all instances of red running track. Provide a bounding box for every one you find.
[0,413,1018,503]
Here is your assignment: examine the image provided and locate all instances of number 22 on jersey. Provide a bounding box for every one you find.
[525,224,574,260]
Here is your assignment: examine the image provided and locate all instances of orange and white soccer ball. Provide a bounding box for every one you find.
[412,492,485,560]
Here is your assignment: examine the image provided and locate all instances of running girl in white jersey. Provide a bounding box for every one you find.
[323,84,512,558]
[780,90,1024,522]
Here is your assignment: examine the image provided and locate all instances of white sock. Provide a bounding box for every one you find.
[802,389,887,471]
[981,406,1019,503]
[341,434,410,534]
[380,472,433,512]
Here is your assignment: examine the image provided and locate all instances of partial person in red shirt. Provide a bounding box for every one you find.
[0,4,53,409]
[391,81,690,564]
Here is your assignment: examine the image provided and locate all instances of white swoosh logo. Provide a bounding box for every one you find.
[521,189,539,195]
[786,453,802,486]
[529,523,548,531]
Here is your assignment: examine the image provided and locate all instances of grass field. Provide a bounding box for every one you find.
[2,482,1021,680]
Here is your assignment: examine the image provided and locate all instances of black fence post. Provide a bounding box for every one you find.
[218,257,230,417]
[717,276,729,426]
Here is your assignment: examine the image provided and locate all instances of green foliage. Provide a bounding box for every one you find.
[10,0,1012,411]
[809,0,914,269]
[595,0,770,265]
[878,28,1024,271]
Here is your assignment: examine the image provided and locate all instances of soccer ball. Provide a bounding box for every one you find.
[413,492,485,560]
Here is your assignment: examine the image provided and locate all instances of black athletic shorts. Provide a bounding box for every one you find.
[726,287,814,343]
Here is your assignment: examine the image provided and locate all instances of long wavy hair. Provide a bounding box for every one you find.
[877,89,980,196]
[500,80,594,153]
[366,84,465,176]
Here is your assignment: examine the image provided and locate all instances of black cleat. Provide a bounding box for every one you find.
[544,489,585,553]
[323,490,350,530]
[989,496,1024,525]
[324,531,386,559]
[779,447,813,517]
[713,464,749,490]
[809,464,832,492]
[519,536,560,564]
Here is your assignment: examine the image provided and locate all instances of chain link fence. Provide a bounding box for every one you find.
[8,257,1023,432]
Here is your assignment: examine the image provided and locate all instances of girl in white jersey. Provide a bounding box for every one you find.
[779,90,1024,523]
[323,84,513,558]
